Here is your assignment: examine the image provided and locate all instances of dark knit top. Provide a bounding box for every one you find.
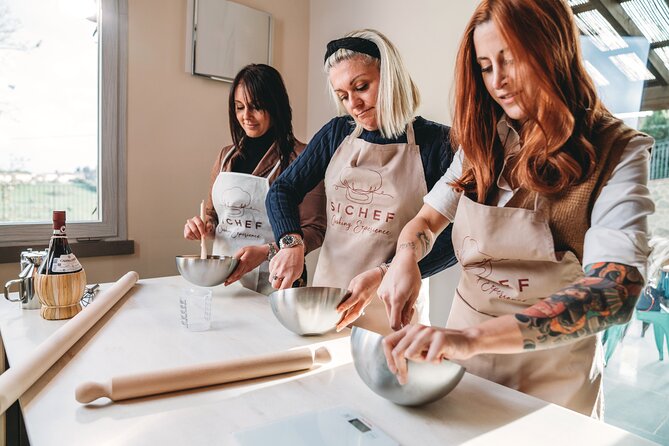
[231,131,275,174]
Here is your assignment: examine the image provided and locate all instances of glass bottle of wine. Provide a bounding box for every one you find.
[39,211,83,275]
[35,211,87,320]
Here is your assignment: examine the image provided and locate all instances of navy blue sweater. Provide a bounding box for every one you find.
[267,115,458,278]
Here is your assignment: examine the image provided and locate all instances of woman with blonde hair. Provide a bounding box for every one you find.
[378,0,653,417]
[266,29,457,333]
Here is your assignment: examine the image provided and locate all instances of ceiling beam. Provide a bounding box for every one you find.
[596,0,669,86]
[642,85,669,111]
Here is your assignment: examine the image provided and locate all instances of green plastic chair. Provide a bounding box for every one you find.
[603,323,628,365]
[636,309,669,360]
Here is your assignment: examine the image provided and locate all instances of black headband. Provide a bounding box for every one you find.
[324,37,381,63]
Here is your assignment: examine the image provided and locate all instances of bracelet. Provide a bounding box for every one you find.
[267,243,278,261]
[377,262,390,277]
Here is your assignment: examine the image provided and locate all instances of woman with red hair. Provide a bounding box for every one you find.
[377,0,654,416]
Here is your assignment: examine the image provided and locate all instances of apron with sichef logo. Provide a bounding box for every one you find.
[314,123,428,334]
[448,192,603,417]
[212,148,280,295]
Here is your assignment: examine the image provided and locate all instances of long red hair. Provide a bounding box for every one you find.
[451,0,607,202]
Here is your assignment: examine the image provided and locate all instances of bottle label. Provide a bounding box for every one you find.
[51,254,82,273]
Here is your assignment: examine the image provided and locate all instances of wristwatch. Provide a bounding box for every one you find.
[278,234,304,249]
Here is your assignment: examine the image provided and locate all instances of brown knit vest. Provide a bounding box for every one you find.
[499,117,644,263]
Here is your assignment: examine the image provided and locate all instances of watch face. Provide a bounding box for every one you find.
[280,235,302,248]
[283,235,295,245]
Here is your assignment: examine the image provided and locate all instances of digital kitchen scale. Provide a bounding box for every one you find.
[234,406,399,446]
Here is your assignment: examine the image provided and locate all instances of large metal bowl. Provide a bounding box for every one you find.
[268,287,349,336]
[351,326,465,406]
[175,255,238,287]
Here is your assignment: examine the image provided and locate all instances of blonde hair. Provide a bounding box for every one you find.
[324,29,420,139]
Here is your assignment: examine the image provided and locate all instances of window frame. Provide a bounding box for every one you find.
[0,0,128,247]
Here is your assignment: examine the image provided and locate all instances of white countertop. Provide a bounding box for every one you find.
[0,275,656,445]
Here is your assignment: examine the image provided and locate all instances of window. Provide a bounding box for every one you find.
[0,0,127,246]
[570,0,669,110]
[571,1,669,238]
[643,109,669,236]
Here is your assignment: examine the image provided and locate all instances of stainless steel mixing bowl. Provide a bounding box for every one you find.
[350,326,465,406]
[269,287,349,335]
[175,255,239,287]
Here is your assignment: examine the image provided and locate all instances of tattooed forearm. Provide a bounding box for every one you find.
[515,262,644,350]
[397,232,433,260]
[398,241,416,252]
[416,231,432,257]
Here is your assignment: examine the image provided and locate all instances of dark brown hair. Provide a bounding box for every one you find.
[228,64,296,171]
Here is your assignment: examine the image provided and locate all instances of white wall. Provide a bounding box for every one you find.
[306,0,477,136]
[306,0,477,325]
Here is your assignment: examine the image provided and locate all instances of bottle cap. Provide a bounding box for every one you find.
[52,210,66,230]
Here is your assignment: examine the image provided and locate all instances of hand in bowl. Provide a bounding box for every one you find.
[335,267,383,331]
[382,324,476,385]
[224,244,269,286]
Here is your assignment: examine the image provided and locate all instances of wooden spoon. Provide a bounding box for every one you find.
[199,200,207,259]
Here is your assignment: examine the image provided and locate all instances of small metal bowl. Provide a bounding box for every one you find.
[268,287,349,336]
[351,326,465,406]
[175,255,238,287]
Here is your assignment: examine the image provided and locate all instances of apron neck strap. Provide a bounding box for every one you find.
[267,159,282,179]
[345,120,416,145]
[405,120,416,145]
[220,146,281,179]
[533,192,551,219]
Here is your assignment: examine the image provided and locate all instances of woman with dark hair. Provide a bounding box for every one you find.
[184,64,326,295]
[378,0,653,417]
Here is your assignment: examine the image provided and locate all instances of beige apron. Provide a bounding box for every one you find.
[448,193,604,417]
[313,123,427,334]
[212,148,280,295]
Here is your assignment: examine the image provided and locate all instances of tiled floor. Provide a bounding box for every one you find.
[603,318,669,445]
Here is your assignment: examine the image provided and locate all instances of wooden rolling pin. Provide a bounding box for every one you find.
[75,346,331,403]
[0,271,139,415]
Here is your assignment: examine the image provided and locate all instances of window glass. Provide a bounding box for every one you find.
[0,0,99,224]
[643,110,669,237]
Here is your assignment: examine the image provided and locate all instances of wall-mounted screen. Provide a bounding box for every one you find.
[190,0,272,82]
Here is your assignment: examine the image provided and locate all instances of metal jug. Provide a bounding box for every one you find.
[3,249,47,310]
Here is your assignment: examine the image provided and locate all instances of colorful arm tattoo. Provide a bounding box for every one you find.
[515,262,644,350]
